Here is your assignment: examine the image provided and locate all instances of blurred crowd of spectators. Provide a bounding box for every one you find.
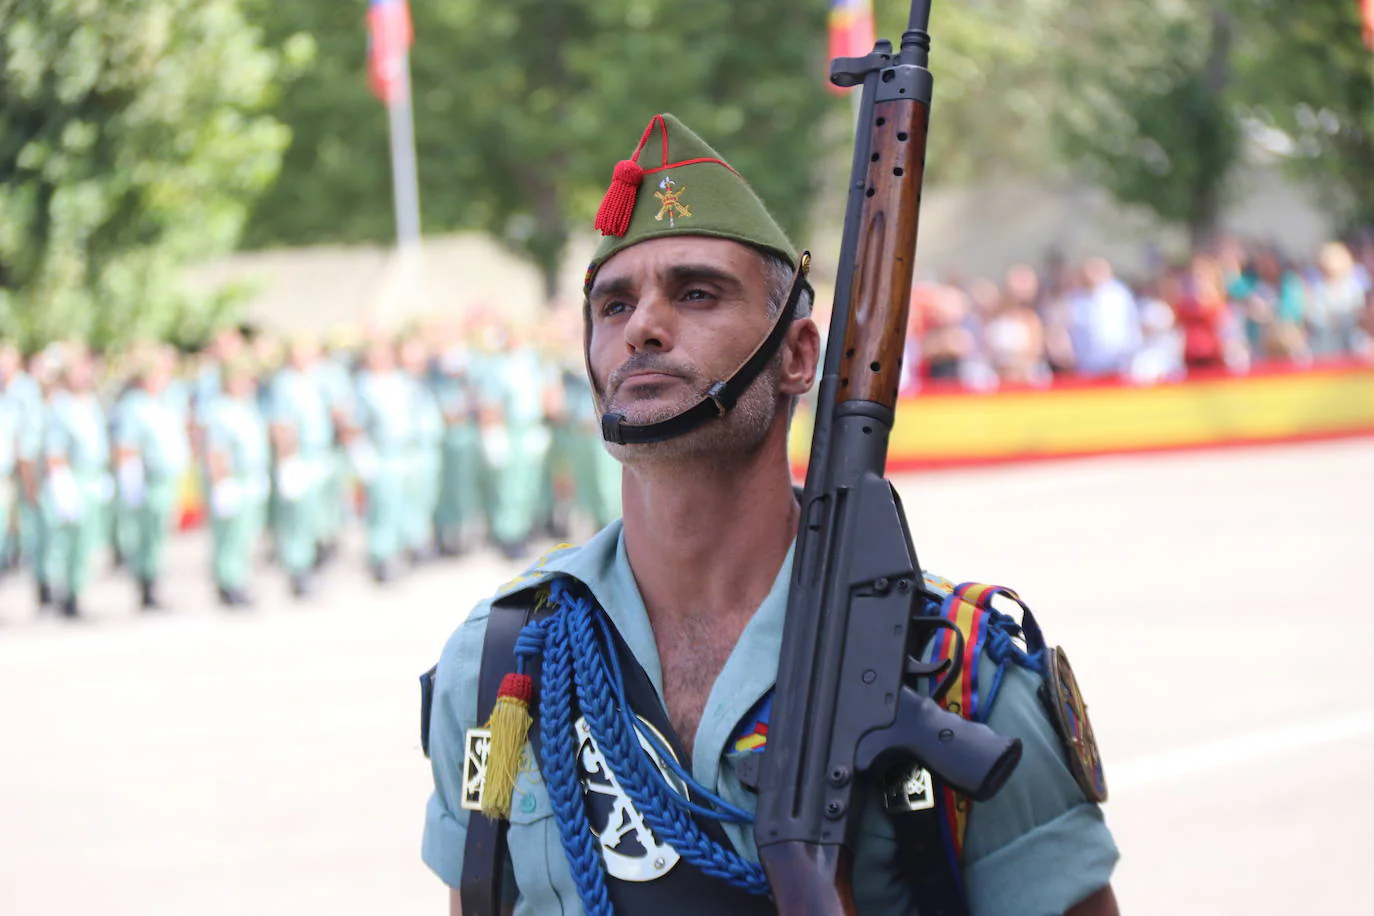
[901,234,1374,392]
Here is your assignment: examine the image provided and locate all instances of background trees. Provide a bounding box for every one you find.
[2,0,1369,346]
[0,0,306,350]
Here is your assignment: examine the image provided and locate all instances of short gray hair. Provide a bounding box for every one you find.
[761,251,814,319]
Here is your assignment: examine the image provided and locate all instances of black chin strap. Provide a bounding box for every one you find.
[601,252,811,446]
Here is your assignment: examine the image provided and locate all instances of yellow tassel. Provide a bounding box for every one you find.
[479,673,533,820]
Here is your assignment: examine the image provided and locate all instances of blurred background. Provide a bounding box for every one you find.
[1,1,1372,914]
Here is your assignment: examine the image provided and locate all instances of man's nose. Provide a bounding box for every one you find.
[624,293,674,353]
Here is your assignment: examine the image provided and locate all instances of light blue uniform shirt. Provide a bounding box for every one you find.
[0,383,22,477]
[355,371,414,453]
[423,523,1118,915]
[45,392,109,473]
[266,368,332,456]
[114,389,191,480]
[481,348,547,427]
[203,396,270,485]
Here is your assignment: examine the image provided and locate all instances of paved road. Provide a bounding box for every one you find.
[2,438,1370,915]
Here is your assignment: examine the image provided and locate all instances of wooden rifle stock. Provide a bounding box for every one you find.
[837,101,928,411]
[756,3,1023,912]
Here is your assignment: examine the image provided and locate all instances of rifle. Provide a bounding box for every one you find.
[754,2,1023,912]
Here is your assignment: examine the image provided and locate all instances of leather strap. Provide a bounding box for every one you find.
[460,600,543,916]
[890,795,970,916]
[601,253,810,445]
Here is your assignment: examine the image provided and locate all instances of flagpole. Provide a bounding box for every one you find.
[387,47,425,311]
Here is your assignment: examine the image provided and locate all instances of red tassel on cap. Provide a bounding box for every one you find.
[594,159,645,237]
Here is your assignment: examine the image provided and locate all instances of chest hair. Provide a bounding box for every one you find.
[655,611,748,761]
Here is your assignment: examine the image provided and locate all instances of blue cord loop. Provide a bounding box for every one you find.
[522,578,770,915]
[984,609,1047,674]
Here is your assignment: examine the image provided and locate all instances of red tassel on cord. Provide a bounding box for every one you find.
[594,159,645,237]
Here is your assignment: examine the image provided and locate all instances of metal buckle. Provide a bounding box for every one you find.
[706,381,729,417]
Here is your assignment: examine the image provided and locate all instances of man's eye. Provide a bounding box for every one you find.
[682,288,712,302]
[600,300,629,318]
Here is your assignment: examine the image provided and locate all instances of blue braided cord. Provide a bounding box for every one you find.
[553,581,771,896]
[514,620,547,660]
[594,612,756,825]
[985,610,1047,674]
[537,601,615,916]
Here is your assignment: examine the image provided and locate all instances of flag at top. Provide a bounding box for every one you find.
[829,0,876,85]
[367,0,414,105]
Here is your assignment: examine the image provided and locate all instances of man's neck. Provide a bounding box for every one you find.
[620,429,799,631]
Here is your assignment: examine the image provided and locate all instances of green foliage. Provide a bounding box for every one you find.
[1051,4,1242,244]
[1235,0,1374,229]
[0,0,299,351]
[245,0,833,300]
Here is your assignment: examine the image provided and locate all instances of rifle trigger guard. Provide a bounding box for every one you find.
[906,613,965,703]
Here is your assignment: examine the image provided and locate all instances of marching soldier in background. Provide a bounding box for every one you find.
[112,344,192,611]
[315,330,358,568]
[16,350,56,606]
[265,337,332,598]
[476,322,550,560]
[202,356,270,608]
[0,343,27,574]
[400,332,444,565]
[555,307,622,532]
[41,347,111,619]
[431,323,482,556]
[353,335,412,583]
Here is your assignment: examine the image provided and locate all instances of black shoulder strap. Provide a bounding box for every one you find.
[889,795,969,916]
[459,599,541,916]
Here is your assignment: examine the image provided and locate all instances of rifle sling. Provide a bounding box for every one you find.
[459,598,539,916]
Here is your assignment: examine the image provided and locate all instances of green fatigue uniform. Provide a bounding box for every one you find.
[431,348,483,554]
[404,372,444,560]
[561,366,622,531]
[352,368,413,580]
[11,375,46,593]
[423,526,1119,916]
[265,367,332,594]
[113,387,192,607]
[314,355,356,562]
[42,390,111,615]
[202,392,270,604]
[477,346,551,558]
[0,378,22,569]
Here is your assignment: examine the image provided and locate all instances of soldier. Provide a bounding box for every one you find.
[15,350,55,606]
[421,114,1119,915]
[399,333,444,564]
[112,345,193,610]
[315,329,359,568]
[0,343,27,573]
[264,337,332,598]
[431,323,483,556]
[202,356,270,607]
[475,322,552,560]
[552,306,622,534]
[352,335,412,583]
[41,347,111,618]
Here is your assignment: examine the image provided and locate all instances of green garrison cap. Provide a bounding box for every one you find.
[585,113,798,292]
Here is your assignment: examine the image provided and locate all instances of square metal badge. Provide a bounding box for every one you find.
[883,763,936,813]
[461,727,492,812]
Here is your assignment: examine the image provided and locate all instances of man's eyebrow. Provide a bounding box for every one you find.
[664,263,745,291]
[588,275,636,302]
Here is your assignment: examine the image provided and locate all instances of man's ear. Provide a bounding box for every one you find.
[779,317,820,396]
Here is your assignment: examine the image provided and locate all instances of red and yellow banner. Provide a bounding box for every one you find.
[791,361,1374,472]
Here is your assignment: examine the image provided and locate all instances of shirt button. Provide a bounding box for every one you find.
[521,794,537,814]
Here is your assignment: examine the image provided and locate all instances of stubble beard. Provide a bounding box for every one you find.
[594,359,784,468]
